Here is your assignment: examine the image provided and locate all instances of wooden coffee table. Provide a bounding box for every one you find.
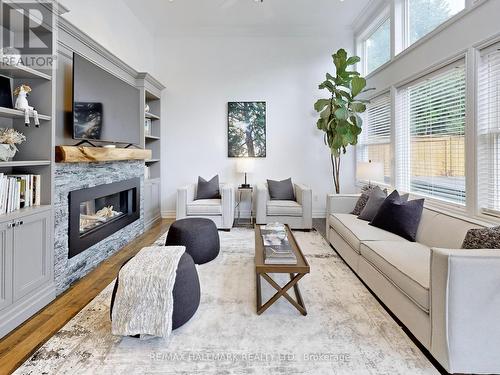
[255,225,310,316]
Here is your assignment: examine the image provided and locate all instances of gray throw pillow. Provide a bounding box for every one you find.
[462,226,500,249]
[357,186,388,221]
[358,189,409,221]
[196,175,221,200]
[267,178,295,200]
[351,185,384,215]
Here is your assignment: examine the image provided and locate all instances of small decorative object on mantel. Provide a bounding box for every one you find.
[0,128,26,161]
[14,84,40,127]
[145,103,150,113]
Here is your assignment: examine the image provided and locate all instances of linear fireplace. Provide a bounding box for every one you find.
[68,178,140,258]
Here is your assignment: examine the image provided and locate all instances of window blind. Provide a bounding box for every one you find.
[478,45,500,216]
[396,64,466,205]
[357,93,391,184]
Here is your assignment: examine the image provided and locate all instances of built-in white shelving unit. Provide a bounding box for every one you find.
[0,2,58,339]
[137,73,164,228]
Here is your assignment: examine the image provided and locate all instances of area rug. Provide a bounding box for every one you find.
[15,228,438,375]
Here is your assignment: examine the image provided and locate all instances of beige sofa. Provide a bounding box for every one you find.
[326,194,500,375]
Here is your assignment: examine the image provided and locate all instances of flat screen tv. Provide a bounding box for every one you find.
[72,53,141,146]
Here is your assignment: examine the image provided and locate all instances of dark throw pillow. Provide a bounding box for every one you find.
[196,175,221,200]
[357,186,388,221]
[370,190,425,242]
[462,226,500,249]
[267,178,295,200]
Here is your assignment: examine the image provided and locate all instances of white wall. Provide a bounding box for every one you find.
[154,35,357,217]
[59,0,157,75]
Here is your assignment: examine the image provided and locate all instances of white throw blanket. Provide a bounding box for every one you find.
[111,246,185,340]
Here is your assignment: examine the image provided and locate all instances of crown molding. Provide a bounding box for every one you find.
[137,72,166,91]
[57,16,139,80]
[57,15,166,88]
[39,0,69,16]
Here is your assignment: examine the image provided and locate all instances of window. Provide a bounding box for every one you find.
[478,45,500,216]
[407,0,465,46]
[396,63,466,205]
[365,18,391,74]
[357,94,392,184]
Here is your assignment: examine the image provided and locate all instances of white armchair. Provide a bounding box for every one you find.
[176,183,235,230]
[256,183,312,230]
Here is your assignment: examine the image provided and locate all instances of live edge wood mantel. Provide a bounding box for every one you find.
[55,146,152,163]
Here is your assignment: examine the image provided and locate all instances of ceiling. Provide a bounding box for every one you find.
[122,0,371,37]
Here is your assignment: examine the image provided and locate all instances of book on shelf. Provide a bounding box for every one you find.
[144,118,152,136]
[0,173,41,214]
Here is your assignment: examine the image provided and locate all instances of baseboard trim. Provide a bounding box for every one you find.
[161,210,176,219]
[0,282,56,339]
[313,211,326,219]
[164,210,327,219]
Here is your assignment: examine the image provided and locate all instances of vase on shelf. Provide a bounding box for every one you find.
[0,144,17,161]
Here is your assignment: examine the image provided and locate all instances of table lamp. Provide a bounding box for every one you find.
[356,160,384,186]
[237,158,254,188]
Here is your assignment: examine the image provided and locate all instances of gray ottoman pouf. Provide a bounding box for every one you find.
[110,252,200,331]
[166,218,220,264]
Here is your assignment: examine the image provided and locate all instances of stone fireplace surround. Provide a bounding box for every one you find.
[54,160,145,295]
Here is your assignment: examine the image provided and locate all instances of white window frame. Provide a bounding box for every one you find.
[355,7,391,76]
[395,57,468,209]
[357,91,393,186]
[394,0,471,55]
[352,1,500,224]
[355,0,479,67]
[476,39,500,219]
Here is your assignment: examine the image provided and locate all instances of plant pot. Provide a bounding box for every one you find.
[0,144,17,162]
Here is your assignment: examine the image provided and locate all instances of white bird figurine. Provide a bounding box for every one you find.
[13,84,40,127]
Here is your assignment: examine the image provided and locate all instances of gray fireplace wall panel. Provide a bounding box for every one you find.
[54,160,145,295]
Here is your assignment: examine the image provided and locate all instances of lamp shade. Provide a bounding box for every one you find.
[236,158,255,174]
[357,161,384,183]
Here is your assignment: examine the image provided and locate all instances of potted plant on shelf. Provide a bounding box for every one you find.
[0,128,26,161]
[314,48,372,194]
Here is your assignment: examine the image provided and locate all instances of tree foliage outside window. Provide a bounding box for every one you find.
[228,102,266,157]
[366,18,391,74]
[408,0,465,45]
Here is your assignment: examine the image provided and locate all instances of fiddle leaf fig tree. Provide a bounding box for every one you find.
[315,49,371,194]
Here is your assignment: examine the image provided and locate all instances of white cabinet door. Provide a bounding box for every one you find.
[144,181,154,223]
[151,180,161,220]
[12,210,51,302]
[0,222,13,311]
[144,180,160,227]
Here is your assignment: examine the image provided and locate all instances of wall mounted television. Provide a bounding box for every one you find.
[72,53,141,146]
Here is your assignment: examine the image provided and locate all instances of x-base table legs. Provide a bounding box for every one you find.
[256,272,307,316]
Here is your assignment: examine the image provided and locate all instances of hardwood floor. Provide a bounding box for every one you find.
[0,219,173,375]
